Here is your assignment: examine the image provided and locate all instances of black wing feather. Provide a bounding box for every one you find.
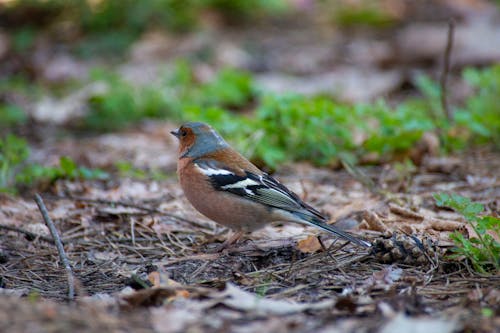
[195,159,324,219]
[194,158,371,248]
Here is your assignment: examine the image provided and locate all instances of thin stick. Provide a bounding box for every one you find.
[130,218,136,247]
[440,19,455,122]
[48,194,212,233]
[34,193,75,301]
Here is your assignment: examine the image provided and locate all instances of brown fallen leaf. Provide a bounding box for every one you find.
[148,272,190,300]
[147,270,182,288]
[388,203,424,221]
[122,288,177,308]
[148,271,161,288]
[297,235,322,253]
[425,218,463,231]
[363,211,390,233]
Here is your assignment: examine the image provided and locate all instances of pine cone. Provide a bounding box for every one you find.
[371,233,439,266]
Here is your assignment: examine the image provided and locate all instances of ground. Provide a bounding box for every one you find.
[1,1,500,332]
[1,125,499,332]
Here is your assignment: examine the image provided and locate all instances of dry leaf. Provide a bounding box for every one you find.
[381,313,458,333]
[148,271,161,288]
[363,211,390,233]
[122,288,176,308]
[217,283,334,315]
[297,235,322,253]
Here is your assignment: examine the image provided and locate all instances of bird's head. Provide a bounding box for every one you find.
[171,122,229,158]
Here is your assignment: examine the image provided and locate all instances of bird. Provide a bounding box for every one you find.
[171,122,371,248]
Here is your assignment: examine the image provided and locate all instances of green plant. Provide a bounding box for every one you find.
[79,63,500,168]
[193,68,255,108]
[0,134,30,193]
[0,104,28,130]
[254,94,357,167]
[208,0,287,23]
[84,68,171,131]
[54,156,108,181]
[84,64,255,131]
[413,67,500,150]
[434,193,499,274]
[12,27,37,54]
[3,0,290,57]
[0,76,41,133]
[362,99,435,157]
[455,65,500,146]
[181,64,500,168]
[0,134,107,192]
[17,156,108,187]
[15,156,109,188]
[115,161,168,181]
[85,70,143,131]
[328,0,398,28]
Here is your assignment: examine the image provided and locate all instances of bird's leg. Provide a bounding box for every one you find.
[206,230,244,253]
[223,230,244,247]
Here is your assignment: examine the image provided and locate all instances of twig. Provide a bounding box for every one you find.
[388,203,424,221]
[440,19,455,122]
[48,194,213,233]
[130,218,136,247]
[317,236,348,277]
[0,224,54,243]
[34,193,75,301]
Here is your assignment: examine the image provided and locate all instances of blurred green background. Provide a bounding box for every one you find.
[1,0,499,192]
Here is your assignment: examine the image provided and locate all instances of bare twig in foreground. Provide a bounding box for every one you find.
[34,193,75,301]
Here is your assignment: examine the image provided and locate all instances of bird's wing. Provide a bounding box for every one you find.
[194,158,372,248]
[194,158,324,219]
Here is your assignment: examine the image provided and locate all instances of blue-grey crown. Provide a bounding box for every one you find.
[182,122,229,158]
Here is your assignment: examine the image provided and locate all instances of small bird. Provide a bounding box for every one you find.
[171,122,371,248]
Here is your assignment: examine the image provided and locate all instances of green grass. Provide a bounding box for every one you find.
[328,0,398,28]
[16,156,108,187]
[84,64,255,131]
[2,60,499,179]
[455,66,500,146]
[79,63,500,168]
[434,193,499,275]
[0,104,27,129]
[3,0,289,57]
[0,135,108,193]
[115,161,168,181]
[0,134,30,193]
[0,75,42,132]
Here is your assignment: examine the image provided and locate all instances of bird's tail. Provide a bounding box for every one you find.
[293,212,372,248]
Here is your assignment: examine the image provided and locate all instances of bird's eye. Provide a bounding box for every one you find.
[180,130,187,137]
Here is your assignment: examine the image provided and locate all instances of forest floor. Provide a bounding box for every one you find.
[1,124,499,332]
[1,1,500,332]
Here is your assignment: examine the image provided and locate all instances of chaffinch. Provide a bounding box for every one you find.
[171,122,371,248]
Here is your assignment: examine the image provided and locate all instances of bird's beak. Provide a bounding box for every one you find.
[170,129,180,138]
